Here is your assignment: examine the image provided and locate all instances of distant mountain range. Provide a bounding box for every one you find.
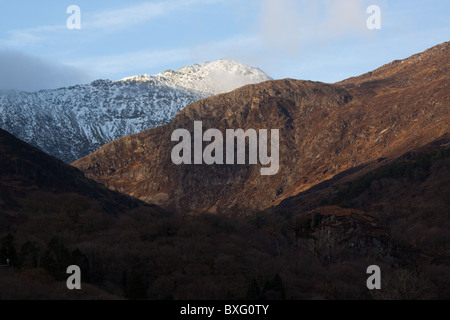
[0,59,271,163]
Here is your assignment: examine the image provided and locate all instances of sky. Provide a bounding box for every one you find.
[0,0,449,91]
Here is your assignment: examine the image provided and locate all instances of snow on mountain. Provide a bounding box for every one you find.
[121,59,272,95]
[0,60,271,163]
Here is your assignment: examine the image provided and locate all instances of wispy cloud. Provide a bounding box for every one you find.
[86,0,220,31]
[259,0,304,55]
[258,0,373,56]
[1,25,66,48]
[1,0,223,48]
[322,0,369,37]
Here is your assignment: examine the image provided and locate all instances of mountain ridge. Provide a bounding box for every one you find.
[72,42,450,214]
[0,59,271,163]
[121,59,272,96]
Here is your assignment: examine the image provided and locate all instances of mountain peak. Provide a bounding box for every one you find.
[121,59,272,96]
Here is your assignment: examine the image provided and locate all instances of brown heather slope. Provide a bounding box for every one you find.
[73,42,450,214]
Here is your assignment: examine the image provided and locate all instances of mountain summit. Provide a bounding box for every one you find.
[121,59,272,96]
[0,60,271,163]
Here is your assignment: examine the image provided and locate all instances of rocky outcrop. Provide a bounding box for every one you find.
[291,207,391,262]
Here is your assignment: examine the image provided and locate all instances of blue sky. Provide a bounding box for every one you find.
[0,0,449,91]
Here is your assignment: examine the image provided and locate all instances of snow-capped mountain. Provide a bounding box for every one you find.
[122,59,271,96]
[0,59,271,163]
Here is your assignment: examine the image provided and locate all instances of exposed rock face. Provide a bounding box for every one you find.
[270,134,450,276]
[73,42,450,214]
[291,207,391,262]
